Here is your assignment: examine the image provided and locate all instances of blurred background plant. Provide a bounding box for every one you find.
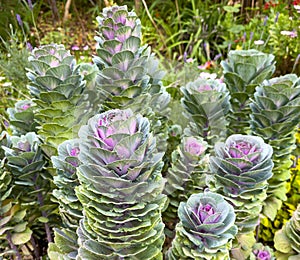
[229,0,300,76]
[1,0,299,88]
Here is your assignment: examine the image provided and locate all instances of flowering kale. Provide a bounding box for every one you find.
[94,5,169,109]
[250,243,275,260]
[93,5,170,153]
[250,74,300,221]
[181,77,230,148]
[274,204,300,258]
[48,140,82,259]
[208,134,273,258]
[167,192,237,259]
[210,134,273,194]
[26,44,88,157]
[7,100,37,135]
[2,132,44,179]
[254,250,272,260]
[0,133,34,255]
[184,136,206,156]
[221,49,275,134]
[256,250,271,260]
[1,131,55,248]
[76,109,166,259]
[52,139,82,227]
[164,136,208,222]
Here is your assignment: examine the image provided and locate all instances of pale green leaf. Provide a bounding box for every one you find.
[37,217,49,223]
[11,227,32,245]
[13,222,28,233]
[274,229,293,253]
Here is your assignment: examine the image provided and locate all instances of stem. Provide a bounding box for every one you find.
[20,26,27,44]
[7,232,22,260]
[36,188,53,243]
[255,218,260,242]
[32,173,52,243]
[30,235,40,259]
[203,120,209,140]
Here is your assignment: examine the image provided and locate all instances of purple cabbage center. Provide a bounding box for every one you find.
[192,203,220,225]
[255,249,271,260]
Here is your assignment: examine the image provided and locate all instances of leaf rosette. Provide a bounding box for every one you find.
[167,192,237,259]
[75,109,166,259]
[250,74,300,221]
[209,134,273,233]
[93,5,170,153]
[164,136,208,222]
[26,44,88,157]
[2,132,44,180]
[221,49,275,134]
[77,108,164,199]
[249,243,275,260]
[210,134,273,194]
[27,44,83,97]
[181,77,230,147]
[7,100,37,135]
[222,49,275,92]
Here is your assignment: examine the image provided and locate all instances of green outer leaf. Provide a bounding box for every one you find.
[11,227,33,245]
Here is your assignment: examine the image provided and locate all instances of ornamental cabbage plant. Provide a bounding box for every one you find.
[94,5,167,108]
[75,109,166,259]
[181,76,230,148]
[94,5,170,153]
[221,49,275,134]
[274,203,300,259]
[1,132,53,247]
[209,134,273,232]
[250,74,300,222]
[0,133,33,258]
[52,139,82,228]
[249,243,275,260]
[164,135,208,224]
[48,139,82,259]
[6,99,37,135]
[167,191,237,260]
[209,134,273,258]
[26,44,88,157]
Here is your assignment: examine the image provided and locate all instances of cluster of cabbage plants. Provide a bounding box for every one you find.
[0,4,299,260]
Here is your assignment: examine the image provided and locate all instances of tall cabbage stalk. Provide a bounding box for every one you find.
[26,44,88,157]
[163,136,208,224]
[93,5,170,153]
[250,74,300,239]
[75,109,166,259]
[221,49,275,135]
[48,139,82,259]
[274,203,300,259]
[167,192,237,260]
[1,132,55,258]
[208,134,273,258]
[181,77,231,149]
